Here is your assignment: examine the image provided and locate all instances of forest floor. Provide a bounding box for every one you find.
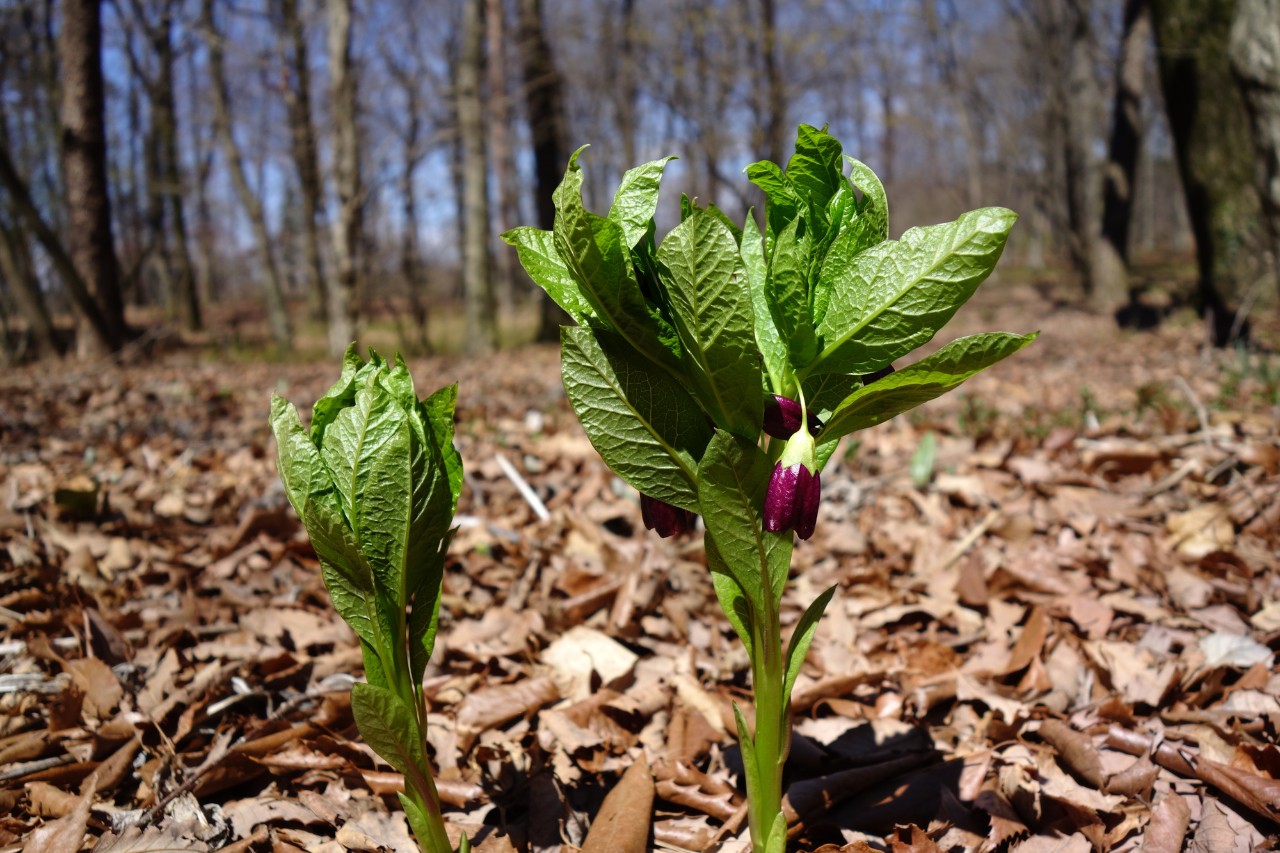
[2,274,1280,853]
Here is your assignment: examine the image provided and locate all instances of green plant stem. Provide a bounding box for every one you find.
[748,597,788,853]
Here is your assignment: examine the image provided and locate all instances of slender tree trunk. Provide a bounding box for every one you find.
[1092,0,1151,315]
[1063,0,1097,289]
[59,0,129,356]
[0,221,59,358]
[201,0,292,349]
[516,0,571,342]
[326,0,361,356]
[277,0,328,323]
[0,143,114,346]
[1231,0,1280,297]
[757,0,787,167]
[486,0,520,310]
[611,0,639,168]
[458,0,498,354]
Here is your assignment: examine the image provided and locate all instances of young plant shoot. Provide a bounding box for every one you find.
[270,348,466,853]
[505,124,1034,852]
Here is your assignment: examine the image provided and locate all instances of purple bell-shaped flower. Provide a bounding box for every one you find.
[762,394,823,440]
[640,494,697,538]
[762,399,821,540]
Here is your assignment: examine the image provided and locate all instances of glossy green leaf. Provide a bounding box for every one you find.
[658,209,763,437]
[810,207,1018,377]
[350,682,424,777]
[767,216,819,370]
[501,226,594,324]
[786,124,843,212]
[819,332,1038,443]
[846,156,888,249]
[708,540,754,660]
[782,586,835,708]
[553,149,680,371]
[742,213,788,395]
[561,326,712,511]
[696,432,792,606]
[310,345,383,444]
[608,155,675,249]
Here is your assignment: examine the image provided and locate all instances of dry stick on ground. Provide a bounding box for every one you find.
[138,683,351,827]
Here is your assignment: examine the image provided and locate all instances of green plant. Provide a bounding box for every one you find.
[270,348,467,853]
[506,124,1033,851]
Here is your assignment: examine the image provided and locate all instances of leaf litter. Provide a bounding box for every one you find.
[1,291,1279,852]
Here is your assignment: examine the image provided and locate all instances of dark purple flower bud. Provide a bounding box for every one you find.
[640,494,697,538]
[763,461,821,540]
[861,364,895,385]
[763,394,823,439]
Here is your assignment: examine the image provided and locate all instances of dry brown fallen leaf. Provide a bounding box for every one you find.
[579,754,653,853]
[1141,793,1191,853]
[24,771,95,853]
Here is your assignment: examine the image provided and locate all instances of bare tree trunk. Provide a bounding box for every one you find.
[609,0,639,168]
[757,0,787,166]
[1063,0,1097,290]
[1151,0,1263,344]
[458,0,498,354]
[1231,0,1280,296]
[277,0,328,323]
[0,142,114,343]
[1092,0,1151,315]
[486,0,520,310]
[326,0,361,357]
[516,0,571,342]
[0,221,59,358]
[59,0,129,356]
[201,0,292,350]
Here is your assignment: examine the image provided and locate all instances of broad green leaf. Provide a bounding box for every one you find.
[745,160,799,243]
[350,682,429,790]
[809,207,1018,377]
[742,213,788,394]
[310,346,384,444]
[708,539,754,661]
[407,529,452,681]
[608,155,675,249]
[846,156,888,249]
[421,384,464,517]
[696,432,793,607]
[782,585,835,708]
[561,326,712,511]
[819,332,1038,444]
[553,150,680,371]
[501,226,594,324]
[657,209,763,437]
[767,216,819,370]
[271,395,379,647]
[786,124,843,213]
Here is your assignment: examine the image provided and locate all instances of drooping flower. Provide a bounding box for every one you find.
[762,394,823,439]
[640,494,697,538]
[762,406,821,540]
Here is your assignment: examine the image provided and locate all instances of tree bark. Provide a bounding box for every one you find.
[276,0,328,324]
[326,0,361,357]
[1092,0,1151,315]
[458,0,498,354]
[201,0,292,350]
[58,0,129,356]
[487,0,520,310]
[1231,0,1280,296]
[0,142,114,346]
[1062,0,1097,288]
[0,220,59,359]
[516,0,571,343]
[1151,0,1263,344]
